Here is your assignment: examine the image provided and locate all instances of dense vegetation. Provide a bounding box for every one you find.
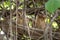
[0,0,60,40]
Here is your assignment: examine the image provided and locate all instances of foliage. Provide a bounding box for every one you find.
[0,0,60,40]
[52,21,59,29]
[45,0,60,13]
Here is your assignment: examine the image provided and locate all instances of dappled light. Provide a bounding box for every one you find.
[0,0,60,40]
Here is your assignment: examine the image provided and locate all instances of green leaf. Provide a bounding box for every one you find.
[45,0,60,13]
[52,22,59,29]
